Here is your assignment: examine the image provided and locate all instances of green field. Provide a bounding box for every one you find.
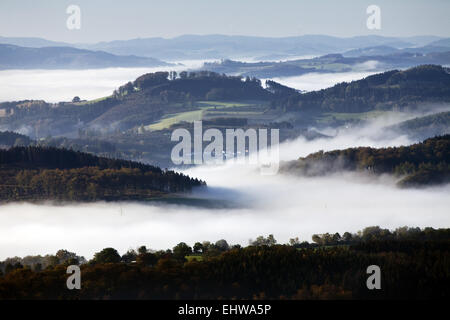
[145,109,204,131]
[145,101,267,131]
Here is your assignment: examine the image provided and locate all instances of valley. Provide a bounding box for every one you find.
[1,0,450,303]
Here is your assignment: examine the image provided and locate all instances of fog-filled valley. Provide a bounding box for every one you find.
[0,62,379,103]
[0,60,208,102]
[0,53,449,268]
[0,111,449,260]
[2,0,450,303]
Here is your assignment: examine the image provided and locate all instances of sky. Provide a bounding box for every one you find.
[0,0,449,43]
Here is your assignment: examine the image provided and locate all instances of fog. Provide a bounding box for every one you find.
[0,62,381,103]
[1,117,449,260]
[237,55,319,63]
[0,67,449,260]
[265,71,378,92]
[0,60,208,103]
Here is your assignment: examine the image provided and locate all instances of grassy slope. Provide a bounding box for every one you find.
[144,100,267,131]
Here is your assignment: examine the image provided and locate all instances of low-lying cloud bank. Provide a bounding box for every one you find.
[0,64,378,103]
[0,116,449,260]
[0,174,448,260]
[0,60,208,103]
[264,70,378,92]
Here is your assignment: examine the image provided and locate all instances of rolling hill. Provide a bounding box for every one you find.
[0,44,170,69]
[386,111,450,140]
[0,146,204,202]
[1,65,449,168]
[81,34,434,60]
[276,65,450,113]
[201,51,450,78]
[0,71,272,136]
[280,135,450,187]
[1,34,441,60]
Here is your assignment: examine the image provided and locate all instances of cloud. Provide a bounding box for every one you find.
[0,60,207,103]
[0,68,449,260]
[264,71,378,92]
[1,64,381,103]
[0,116,449,260]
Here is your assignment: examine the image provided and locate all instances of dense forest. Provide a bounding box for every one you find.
[0,44,170,69]
[281,135,450,187]
[128,71,270,101]
[388,111,450,140]
[0,226,448,299]
[274,65,450,113]
[0,130,34,147]
[0,146,204,202]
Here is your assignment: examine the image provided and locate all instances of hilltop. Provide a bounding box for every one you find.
[0,71,272,136]
[0,146,204,202]
[280,135,450,188]
[386,111,450,140]
[276,65,450,113]
[0,44,170,69]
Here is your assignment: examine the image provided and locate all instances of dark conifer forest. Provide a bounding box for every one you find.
[0,146,204,201]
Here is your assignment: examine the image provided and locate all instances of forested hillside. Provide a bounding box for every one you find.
[202,51,450,78]
[387,111,450,140]
[281,135,450,187]
[1,66,450,139]
[275,65,450,113]
[0,131,34,147]
[0,146,204,202]
[0,71,272,136]
[0,226,448,299]
[0,44,170,69]
[1,66,449,169]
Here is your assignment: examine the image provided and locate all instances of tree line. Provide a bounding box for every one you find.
[0,146,205,202]
[281,135,450,187]
[0,226,448,299]
[273,65,450,113]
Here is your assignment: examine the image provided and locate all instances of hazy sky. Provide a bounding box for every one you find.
[0,0,449,43]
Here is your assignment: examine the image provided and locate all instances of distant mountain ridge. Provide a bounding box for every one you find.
[428,38,450,48]
[0,44,171,69]
[0,34,444,60]
[201,50,450,78]
[343,44,450,57]
[0,36,68,48]
[78,34,443,60]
